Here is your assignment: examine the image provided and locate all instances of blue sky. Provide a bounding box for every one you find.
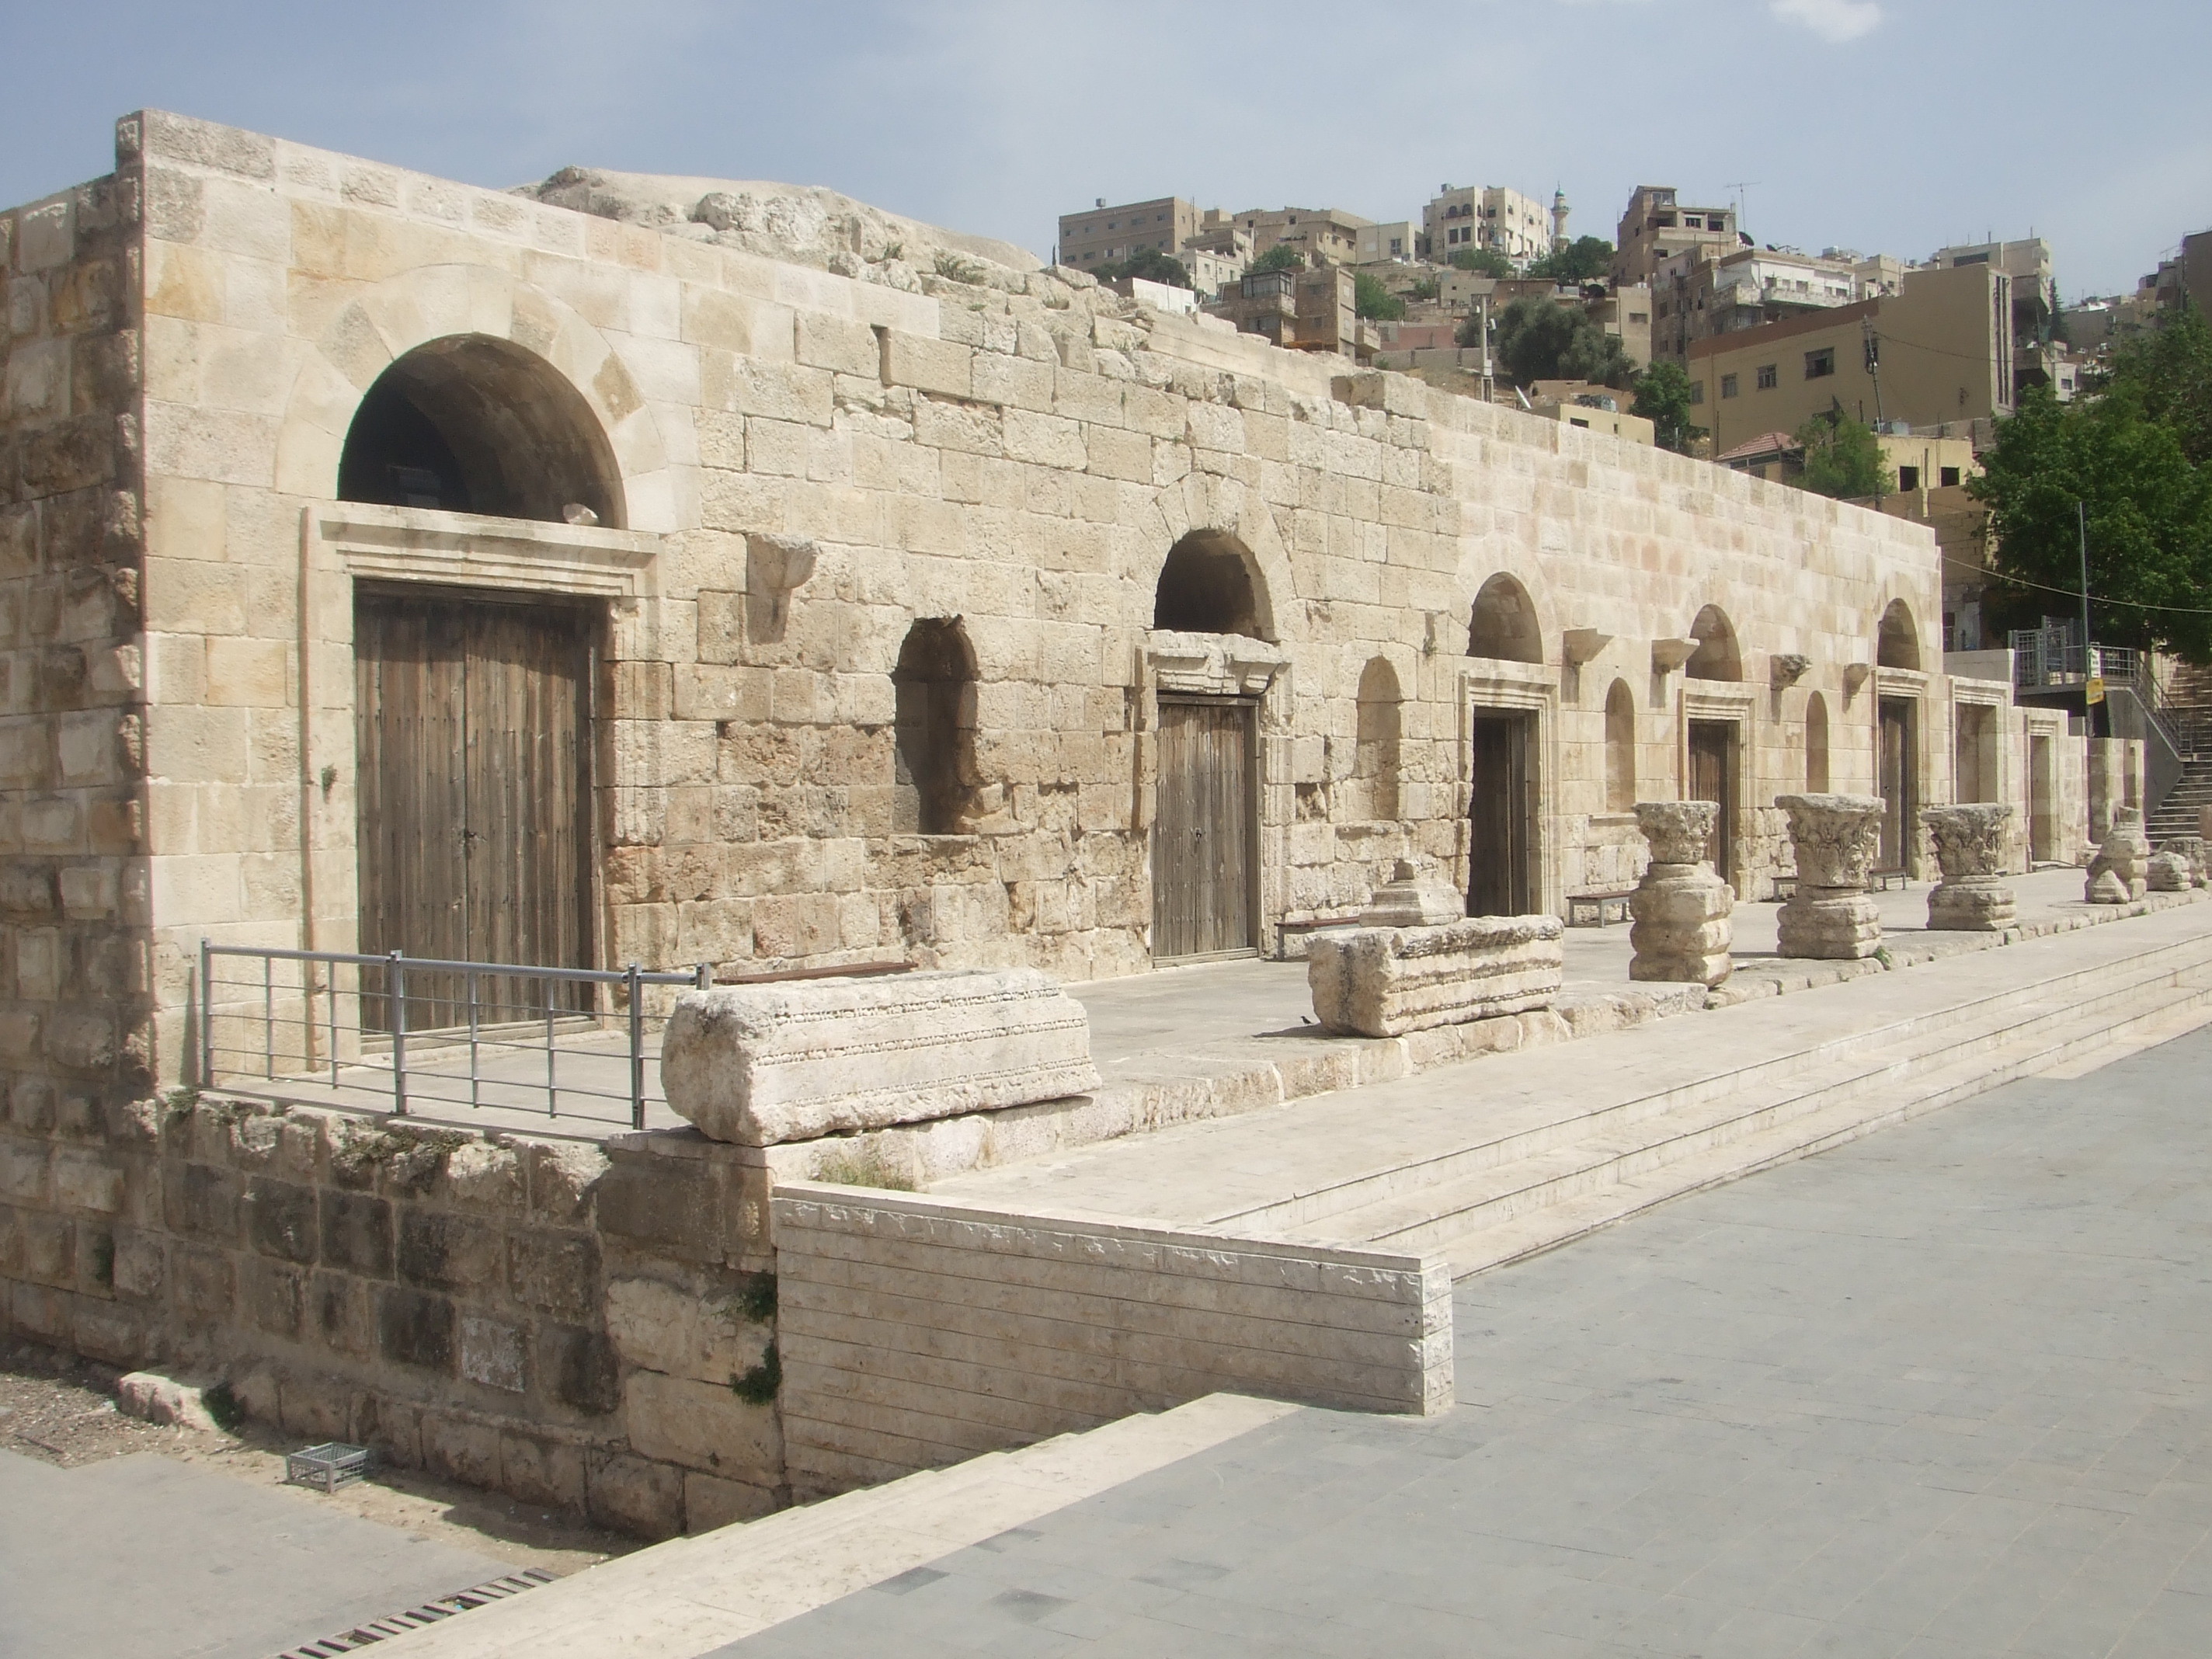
[5,1,2207,298]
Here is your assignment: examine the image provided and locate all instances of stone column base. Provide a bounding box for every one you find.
[1928,878,2015,930]
[1628,867,1734,986]
[1777,887,1881,958]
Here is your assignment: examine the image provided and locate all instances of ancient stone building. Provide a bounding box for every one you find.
[2,112,2090,1113]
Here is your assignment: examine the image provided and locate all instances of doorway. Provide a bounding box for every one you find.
[1878,695,1917,874]
[2029,736,2057,864]
[354,588,596,1028]
[1687,720,1737,886]
[1467,710,1537,916]
[1153,698,1257,960]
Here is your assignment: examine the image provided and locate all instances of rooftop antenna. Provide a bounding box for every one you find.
[1722,180,1759,232]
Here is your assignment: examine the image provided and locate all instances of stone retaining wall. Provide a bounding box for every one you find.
[0,1087,780,1537]
[770,1182,1452,1500]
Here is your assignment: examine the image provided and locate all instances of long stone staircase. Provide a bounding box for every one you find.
[2147,660,2212,842]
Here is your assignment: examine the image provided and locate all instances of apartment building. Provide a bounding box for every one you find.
[1653,246,1859,363]
[1212,264,1374,359]
[1356,220,1418,263]
[1422,184,1552,266]
[1232,205,1372,268]
[1612,186,1742,287]
[1687,262,2012,455]
[1059,195,1202,271]
[1931,238,2058,395]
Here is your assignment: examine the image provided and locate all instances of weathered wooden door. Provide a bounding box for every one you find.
[1467,711,1535,916]
[1153,698,1256,960]
[1688,720,1736,886]
[355,590,594,1028]
[1878,696,1915,873]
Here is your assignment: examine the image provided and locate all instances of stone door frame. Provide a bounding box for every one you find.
[1459,660,1559,918]
[1680,686,1758,896]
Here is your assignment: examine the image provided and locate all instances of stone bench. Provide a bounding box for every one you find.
[660,969,1101,1146]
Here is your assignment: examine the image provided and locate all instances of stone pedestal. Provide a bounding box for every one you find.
[1308,914,1563,1038]
[2086,808,2151,903]
[1358,859,1466,928]
[661,969,1101,1146]
[1922,804,2016,930]
[1627,802,1734,986]
[1775,792,1886,959]
[2148,850,2193,892]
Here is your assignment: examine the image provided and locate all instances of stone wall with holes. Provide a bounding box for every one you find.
[0,1088,784,1538]
[0,165,153,1123]
[0,108,2098,1104]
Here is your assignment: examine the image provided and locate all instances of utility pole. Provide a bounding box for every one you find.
[1863,319,1884,429]
[2079,499,2103,736]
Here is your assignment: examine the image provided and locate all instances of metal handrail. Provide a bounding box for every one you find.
[200,943,711,1130]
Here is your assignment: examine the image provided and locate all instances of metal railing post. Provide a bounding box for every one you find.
[628,963,645,1130]
[329,963,339,1088]
[546,983,558,1118]
[263,952,276,1079]
[200,939,213,1087]
[389,950,409,1117]
[468,967,481,1108]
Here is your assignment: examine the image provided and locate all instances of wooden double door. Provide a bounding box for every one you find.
[1468,711,1536,917]
[354,589,596,1027]
[1153,698,1257,961]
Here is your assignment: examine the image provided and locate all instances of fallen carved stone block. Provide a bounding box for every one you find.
[1922,803,2016,931]
[1309,914,1563,1038]
[2086,808,2151,903]
[1628,801,1734,986]
[1776,792,1886,959]
[660,969,1101,1146]
[2148,849,2193,892]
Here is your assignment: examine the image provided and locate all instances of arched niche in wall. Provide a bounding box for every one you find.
[1355,657,1403,823]
[1685,603,1743,681]
[1468,572,1544,663]
[1806,690,1831,791]
[338,334,626,527]
[1877,599,1922,671]
[1153,528,1274,640]
[892,617,979,836]
[1605,678,1636,812]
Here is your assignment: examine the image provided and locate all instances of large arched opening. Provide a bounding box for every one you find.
[1877,599,1922,671]
[1468,573,1544,663]
[1153,529,1271,638]
[338,335,626,527]
[892,618,980,836]
[1685,603,1742,682]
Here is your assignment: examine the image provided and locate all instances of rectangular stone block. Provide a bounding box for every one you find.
[622,1369,783,1480]
[1307,915,1564,1038]
[660,970,1101,1146]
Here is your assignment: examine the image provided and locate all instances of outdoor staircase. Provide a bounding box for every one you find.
[2148,660,2212,841]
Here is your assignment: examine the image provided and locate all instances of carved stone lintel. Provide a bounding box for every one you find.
[1776,792,1887,959]
[1308,914,1563,1038]
[1629,802,1732,986]
[1147,629,1287,697]
[1922,803,2015,930]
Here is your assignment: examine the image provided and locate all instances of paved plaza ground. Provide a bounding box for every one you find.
[714,1024,2212,1659]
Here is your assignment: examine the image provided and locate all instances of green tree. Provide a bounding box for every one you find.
[1354,271,1406,322]
[1466,295,1633,388]
[1250,244,1305,273]
[2101,305,2212,464]
[1971,383,2212,659]
[1525,235,1614,284]
[1795,412,1892,499]
[1093,248,1191,290]
[1449,247,1513,276]
[1407,276,1440,302]
[1630,360,1706,454]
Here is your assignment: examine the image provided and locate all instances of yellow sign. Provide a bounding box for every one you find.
[2085,676,2106,705]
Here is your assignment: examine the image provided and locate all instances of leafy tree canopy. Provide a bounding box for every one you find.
[1250,244,1306,273]
[1354,271,1406,322]
[1525,235,1614,284]
[1407,276,1440,302]
[1970,380,2212,659]
[1465,295,1633,388]
[1795,412,1892,500]
[1449,247,1513,276]
[1630,360,1706,454]
[1093,248,1191,290]
[2099,305,2212,465]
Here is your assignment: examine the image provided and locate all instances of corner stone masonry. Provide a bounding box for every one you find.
[1628,802,1734,986]
[1922,804,2016,931]
[1776,794,1887,960]
[659,969,1101,1146]
[1308,914,1563,1039]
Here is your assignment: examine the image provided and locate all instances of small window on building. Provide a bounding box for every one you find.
[1685,215,1703,228]
[1629,311,1647,323]
[1805,347,1836,379]
[1570,417,1591,429]
[1756,363,1778,390]
[1899,465,1920,490]
[1689,381,1705,405]
[1941,465,1962,487]
[1721,374,1739,398]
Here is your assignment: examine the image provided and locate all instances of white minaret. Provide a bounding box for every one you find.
[1551,186,1570,252]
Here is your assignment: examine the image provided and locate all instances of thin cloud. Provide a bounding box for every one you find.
[1772,0,1883,42]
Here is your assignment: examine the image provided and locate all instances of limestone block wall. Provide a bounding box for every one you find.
[0,169,151,1116]
[0,1088,783,1538]
[770,1182,1452,1500]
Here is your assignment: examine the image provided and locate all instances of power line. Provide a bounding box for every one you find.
[1942,554,2212,616]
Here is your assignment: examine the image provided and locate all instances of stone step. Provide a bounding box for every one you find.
[1431,983,2212,1278]
[1289,945,2212,1263]
[1191,925,2212,1245]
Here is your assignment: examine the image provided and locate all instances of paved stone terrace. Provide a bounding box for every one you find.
[712,1023,2212,1659]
